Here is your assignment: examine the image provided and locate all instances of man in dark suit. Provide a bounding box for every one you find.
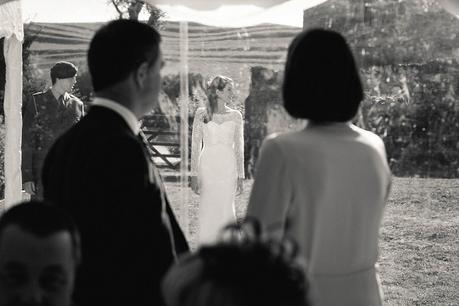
[22,61,84,199]
[42,19,189,306]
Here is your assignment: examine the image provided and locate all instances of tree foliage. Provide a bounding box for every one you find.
[109,0,166,30]
[357,62,459,177]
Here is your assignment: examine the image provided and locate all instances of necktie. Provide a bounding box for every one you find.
[58,94,65,107]
[137,131,163,186]
[137,131,155,161]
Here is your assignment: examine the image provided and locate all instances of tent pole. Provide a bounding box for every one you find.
[179,20,189,239]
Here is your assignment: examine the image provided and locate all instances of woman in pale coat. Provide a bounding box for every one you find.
[247,29,392,306]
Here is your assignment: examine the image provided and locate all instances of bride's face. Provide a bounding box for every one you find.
[218,83,234,104]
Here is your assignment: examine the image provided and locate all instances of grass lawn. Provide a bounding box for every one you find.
[165,177,459,305]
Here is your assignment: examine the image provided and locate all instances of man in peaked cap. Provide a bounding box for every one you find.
[22,61,84,199]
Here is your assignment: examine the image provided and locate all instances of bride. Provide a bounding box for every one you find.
[190,75,244,245]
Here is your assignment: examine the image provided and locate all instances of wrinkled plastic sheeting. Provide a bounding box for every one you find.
[147,0,327,27]
[1,0,24,210]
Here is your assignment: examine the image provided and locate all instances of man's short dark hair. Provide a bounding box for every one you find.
[0,201,81,265]
[283,29,363,122]
[50,61,78,85]
[163,219,309,306]
[88,19,161,92]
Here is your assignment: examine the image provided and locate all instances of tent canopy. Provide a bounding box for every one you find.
[150,0,289,9]
[149,0,459,27]
[0,0,23,40]
[149,0,327,27]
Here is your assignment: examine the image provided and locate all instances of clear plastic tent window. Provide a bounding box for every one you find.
[142,0,324,237]
[144,0,331,235]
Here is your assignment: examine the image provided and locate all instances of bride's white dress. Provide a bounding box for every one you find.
[191,108,244,245]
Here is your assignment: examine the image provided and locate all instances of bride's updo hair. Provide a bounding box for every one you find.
[205,75,233,122]
[162,218,310,306]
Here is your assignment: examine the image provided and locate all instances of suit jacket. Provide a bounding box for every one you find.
[22,89,84,197]
[42,106,189,306]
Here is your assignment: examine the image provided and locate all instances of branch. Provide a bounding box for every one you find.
[111,0,124,19]
[146,4,166,29]
[128,1,144,20]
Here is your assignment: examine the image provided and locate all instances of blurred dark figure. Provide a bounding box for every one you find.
[22,61,84,199]
[0,201,80,306]
[248,29,392,306]
[162,219,309,306]
[42,19,189,306]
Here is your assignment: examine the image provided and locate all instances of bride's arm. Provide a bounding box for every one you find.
[190,108,205,176]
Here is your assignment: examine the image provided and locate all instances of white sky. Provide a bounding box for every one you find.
[21,0,328,27]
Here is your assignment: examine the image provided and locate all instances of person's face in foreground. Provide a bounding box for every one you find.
[0,225,75,306]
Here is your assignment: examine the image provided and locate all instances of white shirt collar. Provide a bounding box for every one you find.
[92,97,141,135]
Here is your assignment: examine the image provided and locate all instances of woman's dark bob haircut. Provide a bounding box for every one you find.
[283,29,363,122]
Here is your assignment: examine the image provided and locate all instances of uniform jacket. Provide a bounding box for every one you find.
[22,89,84,195]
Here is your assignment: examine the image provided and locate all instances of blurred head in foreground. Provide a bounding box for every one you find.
[162,218,309,306]
[0,201,80,306]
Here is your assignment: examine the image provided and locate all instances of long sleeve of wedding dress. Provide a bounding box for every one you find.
[233,111,245,179]
[190,108,205,176]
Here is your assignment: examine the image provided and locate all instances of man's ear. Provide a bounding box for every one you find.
[134,62,149,89]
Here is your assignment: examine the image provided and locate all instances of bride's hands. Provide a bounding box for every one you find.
[236,177,243,195]
[191,176,200,194]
